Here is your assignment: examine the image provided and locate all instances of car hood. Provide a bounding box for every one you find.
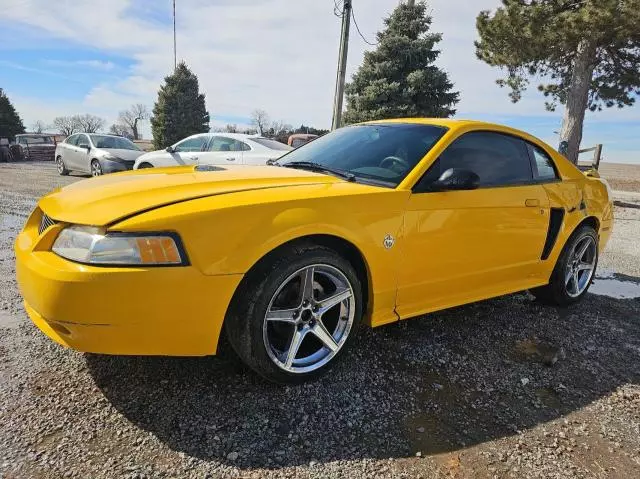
[39,165,342,226]
[98,148,145,161]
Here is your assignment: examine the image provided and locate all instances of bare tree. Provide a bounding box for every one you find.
[52,116,80,136]
[250,109,270,135]
[109,123,134,140]
[224,124,238,133]
[31,120,47,134]
[117,104,149,140]
[75,114,105,133]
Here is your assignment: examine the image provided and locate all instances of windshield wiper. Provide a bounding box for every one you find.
[280,161,356,182]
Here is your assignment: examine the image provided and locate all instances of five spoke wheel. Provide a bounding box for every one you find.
[565,235,596,298]
[263,264,355,374]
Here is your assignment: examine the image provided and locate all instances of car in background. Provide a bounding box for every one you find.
[288,133,318,148]
[55,134,145,177]
[16,134,57,161]
[133,133,292,169]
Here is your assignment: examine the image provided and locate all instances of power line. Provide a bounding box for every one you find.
[351,5,378,46]
[333,0,344,17]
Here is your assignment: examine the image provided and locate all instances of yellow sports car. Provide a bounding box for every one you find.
[15,119,613,383]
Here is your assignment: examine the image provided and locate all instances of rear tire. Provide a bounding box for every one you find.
[56,156,69,176]
[530,225,598,306]
[225,243,363,384]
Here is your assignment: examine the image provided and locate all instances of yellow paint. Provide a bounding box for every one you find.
[15,119,613,356]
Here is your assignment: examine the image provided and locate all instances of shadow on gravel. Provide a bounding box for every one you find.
[86,287,640,468]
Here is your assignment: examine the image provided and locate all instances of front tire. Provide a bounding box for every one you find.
[137,162,154,169]
[225,243,363,384]
[91,159,103,176]
[530,225,598,306]
[56,156,69,176]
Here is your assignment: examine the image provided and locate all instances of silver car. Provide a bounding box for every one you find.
[55,133,144,176]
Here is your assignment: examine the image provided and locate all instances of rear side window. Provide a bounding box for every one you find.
[438,131,533,187]
[66,135,78,145]
[207,137,248,152]
[250,138,292,151]
[529,144,559,181]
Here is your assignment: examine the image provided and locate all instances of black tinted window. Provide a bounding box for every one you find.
[437,132,533,187]
[529,144,558,181]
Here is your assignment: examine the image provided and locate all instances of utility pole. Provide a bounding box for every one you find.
[331,0,352,131]
[173,0,177,69]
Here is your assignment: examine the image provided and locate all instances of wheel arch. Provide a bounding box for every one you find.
[218,233,372,353]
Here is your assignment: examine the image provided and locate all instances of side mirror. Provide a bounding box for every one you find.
[429,168,480,191]
[165,146,175,153]
[78,143,90,151]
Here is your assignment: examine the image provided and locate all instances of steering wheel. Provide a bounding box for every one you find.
[379,156,410,173]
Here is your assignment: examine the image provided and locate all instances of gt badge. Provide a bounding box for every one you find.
[383,234,395,249]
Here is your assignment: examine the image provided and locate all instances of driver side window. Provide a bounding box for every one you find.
[416,131,533,191]
[174,136,208,152]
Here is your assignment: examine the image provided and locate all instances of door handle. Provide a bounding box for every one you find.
[226,157,236,161]
[190,156,198,161]
[525,199,540,207]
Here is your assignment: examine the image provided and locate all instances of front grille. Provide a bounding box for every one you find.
[39,212,57,235]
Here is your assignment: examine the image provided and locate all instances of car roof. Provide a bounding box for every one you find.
[364,118,550,147]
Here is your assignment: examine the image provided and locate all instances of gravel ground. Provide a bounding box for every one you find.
[1,161,639,478]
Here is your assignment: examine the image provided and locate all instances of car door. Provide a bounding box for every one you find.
[395,130,550,319]
[200,136,245,165]
[74,134,92,173]
[164,135,208,166]
[64,134,85,171]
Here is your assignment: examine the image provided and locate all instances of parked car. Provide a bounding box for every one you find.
[133,133,292,169]
[16,134,57,161]
[55,134,144,176]
[16,119,613,384]
[288,133,318,148]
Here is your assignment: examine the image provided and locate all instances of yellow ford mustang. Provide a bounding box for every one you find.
[15,119,613,383]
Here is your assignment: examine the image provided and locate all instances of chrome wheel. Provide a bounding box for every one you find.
[565,235,597,298]
[91,160,103,176]
[56,156,64,174]
[263,264,355,374]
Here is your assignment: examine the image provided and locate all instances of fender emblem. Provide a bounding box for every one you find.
[383,234,395,249]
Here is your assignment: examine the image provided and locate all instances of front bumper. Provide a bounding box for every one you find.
[101,158,135,173]
[15,210,242,356]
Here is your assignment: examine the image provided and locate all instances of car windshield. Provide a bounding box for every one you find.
[278,123,447,187]
[89,135,140,150]
[249,137,293,151]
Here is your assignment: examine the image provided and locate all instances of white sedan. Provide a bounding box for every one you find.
[133,133,292,169]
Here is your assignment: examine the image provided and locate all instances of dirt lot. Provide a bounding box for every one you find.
[1,161,639,478]
[597,162,640,193]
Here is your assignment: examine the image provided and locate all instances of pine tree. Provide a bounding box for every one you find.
[476,0,640,163]
[151,62,210,149]
[0,89,26,140]
[343,1,459,124]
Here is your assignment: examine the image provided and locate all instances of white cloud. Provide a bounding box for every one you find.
[45,59,117,71]
[4,0,639,139]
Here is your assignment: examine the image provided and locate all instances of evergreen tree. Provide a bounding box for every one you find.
[0,89,26,140]
[343,1,459,124]
[151,62,210,149]
[476,0,640,163]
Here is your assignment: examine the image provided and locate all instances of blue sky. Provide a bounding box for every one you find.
[1,0,638,163]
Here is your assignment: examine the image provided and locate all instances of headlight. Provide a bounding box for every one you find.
[52,226,187,266]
